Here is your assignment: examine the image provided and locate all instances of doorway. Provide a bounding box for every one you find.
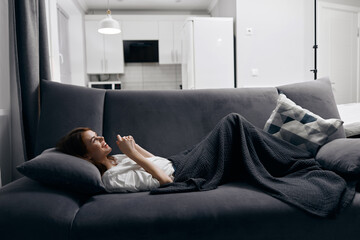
[318,1,360,104]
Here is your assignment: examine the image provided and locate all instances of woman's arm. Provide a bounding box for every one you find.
[121,135,154,158]
[135,144,154,158]
[116,135,173,185]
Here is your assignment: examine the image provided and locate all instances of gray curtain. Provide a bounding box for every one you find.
[9,0,51,164]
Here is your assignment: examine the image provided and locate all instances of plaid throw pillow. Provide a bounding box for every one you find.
[264,93,343,155]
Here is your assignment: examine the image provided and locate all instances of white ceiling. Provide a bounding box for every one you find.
[78,0,214,12]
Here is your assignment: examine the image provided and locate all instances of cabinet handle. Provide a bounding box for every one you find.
[101,59,104,72]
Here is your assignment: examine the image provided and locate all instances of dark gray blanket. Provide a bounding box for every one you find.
[150,113,355,217]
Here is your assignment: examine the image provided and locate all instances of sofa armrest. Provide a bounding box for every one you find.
[0,177,85,240]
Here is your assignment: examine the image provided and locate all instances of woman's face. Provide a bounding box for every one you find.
[82,130,112,162]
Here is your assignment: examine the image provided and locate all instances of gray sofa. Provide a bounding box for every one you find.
[0,78,359,240]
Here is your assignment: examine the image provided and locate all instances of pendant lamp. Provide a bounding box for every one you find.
[98,0,121,34]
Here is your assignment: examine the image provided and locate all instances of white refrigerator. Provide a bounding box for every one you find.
[181,17,235,89]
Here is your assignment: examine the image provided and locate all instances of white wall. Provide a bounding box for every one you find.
[209,0,237,34]
[0,0,11,186]
[221,0,358,89]
[209,0,314,87]
[235,0,314,87]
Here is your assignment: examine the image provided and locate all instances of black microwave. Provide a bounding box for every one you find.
[123,40,159,63]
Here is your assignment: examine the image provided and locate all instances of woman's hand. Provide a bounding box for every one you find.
[117,134,173,185]
[116,135,137,157]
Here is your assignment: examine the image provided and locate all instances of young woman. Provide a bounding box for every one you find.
[56,113,354,217]
[56,127,174,193]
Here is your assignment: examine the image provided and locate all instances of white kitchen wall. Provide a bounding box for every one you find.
[120,64,182,90]
[90,63,182,90]
[0,0,11,186]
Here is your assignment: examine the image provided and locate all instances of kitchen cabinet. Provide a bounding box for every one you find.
[85,20,124,74]
[121,21,158,40]
[158,21,183,64]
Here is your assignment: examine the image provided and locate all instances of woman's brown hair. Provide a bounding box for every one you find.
[56,127,108,175]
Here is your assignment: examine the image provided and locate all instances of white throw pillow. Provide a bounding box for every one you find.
[264,93,343,155]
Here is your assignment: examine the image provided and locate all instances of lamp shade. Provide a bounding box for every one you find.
[98,14,121,34]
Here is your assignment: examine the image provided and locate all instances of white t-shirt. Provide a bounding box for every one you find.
[101,154,175,193]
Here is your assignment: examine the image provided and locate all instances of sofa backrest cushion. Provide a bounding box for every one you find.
[276,77,345,141]
[103,88,278,158]
[34,77,343,159]
[35,80,106,157]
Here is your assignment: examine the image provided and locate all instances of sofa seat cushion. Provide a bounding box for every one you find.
[0,177,85,240]
[71,182,360,240]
